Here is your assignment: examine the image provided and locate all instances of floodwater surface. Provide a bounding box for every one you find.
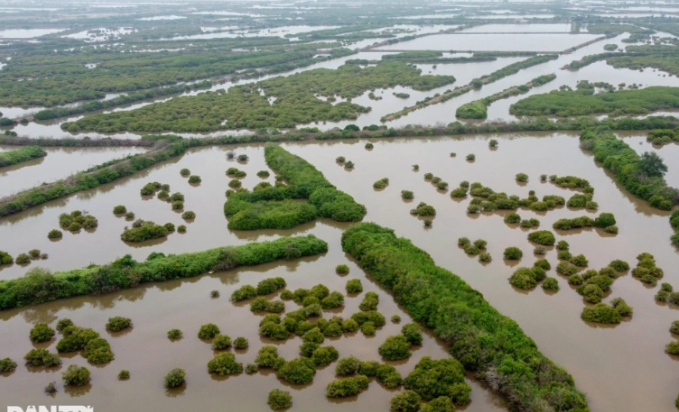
[0,134,678,411]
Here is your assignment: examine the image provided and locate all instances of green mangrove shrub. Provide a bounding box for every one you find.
[503,247,523,260]
[164,368,186,388]
[391,391,422,412]
[326,375,370,397]
[341,223,588,411]
[63,365,90,386]
[106,316,131,332]
[378,335,411,360]
[527,230,555,246]
[30,323,55,343]
[24,349,61,367]
[198,323,221,340]
[208,352,242,375]
[403,356,470,405]
[268,389,292,410]
[0,358,17,372]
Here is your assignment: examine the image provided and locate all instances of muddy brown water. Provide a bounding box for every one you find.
[0,133,678,412]
[0,146,148,197]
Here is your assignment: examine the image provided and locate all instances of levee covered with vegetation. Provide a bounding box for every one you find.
[0,235,327,310]
[341,222,589,412]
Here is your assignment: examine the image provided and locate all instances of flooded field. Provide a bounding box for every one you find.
[3,4,679,410]
[1,134,678,411]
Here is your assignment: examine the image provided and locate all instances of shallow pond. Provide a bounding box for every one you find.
[0,28,65,39]
[0,133,678,411]
[137,15,186,21]
[462,23,574,32]
[376,33,601,52]
[0,146,148,198]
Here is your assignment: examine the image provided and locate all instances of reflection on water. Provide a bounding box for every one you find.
[0,134,678,411]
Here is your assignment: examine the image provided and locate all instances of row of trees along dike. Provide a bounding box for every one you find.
[224,145,366,230]
[0,235,327,310]
[0,146,47,168]
[455,74,557,120]
[341,223,589,412]
[2,115,679,218]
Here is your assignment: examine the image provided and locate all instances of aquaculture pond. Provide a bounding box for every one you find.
[376,33,600,52]
[0,134,678,412]
[0,146,148,197]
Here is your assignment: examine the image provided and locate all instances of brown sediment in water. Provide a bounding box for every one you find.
[0,133,678,411]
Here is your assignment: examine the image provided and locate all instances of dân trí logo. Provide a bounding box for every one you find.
[8,407,93,412]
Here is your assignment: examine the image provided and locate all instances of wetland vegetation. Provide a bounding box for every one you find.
[2,3,679,412]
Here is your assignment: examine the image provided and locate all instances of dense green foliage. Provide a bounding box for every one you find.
[207,352,243,375]
[0,358,17,372]
[0,235,326,310]
[0,41,351,107]
[456,100,487,119]
[29,323,55,343]
[404,356,470,405]
[106,316,132,332]
[34,82,212,121]
[24,348,61,367]
[581,127,678,210]
[268,389,292,410]
[164,368,186,388]
[326,375,370,397]
[224,146,365,229]
[391,391,422,412]
[62,365,90,386]
[581,303,622,324]
[342,223,588,412]
[57,325,100,353]
[527,230,556,246]
[0,146,47,168]
[456,74,556,120]
[120,220,169,242]
[64,62,455,133]
[511,86,679,117]
[83,337,114,364]
[276,358,316,385]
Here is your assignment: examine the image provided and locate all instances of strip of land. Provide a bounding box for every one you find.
[342,222,589,412]
[0,235,328,310]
